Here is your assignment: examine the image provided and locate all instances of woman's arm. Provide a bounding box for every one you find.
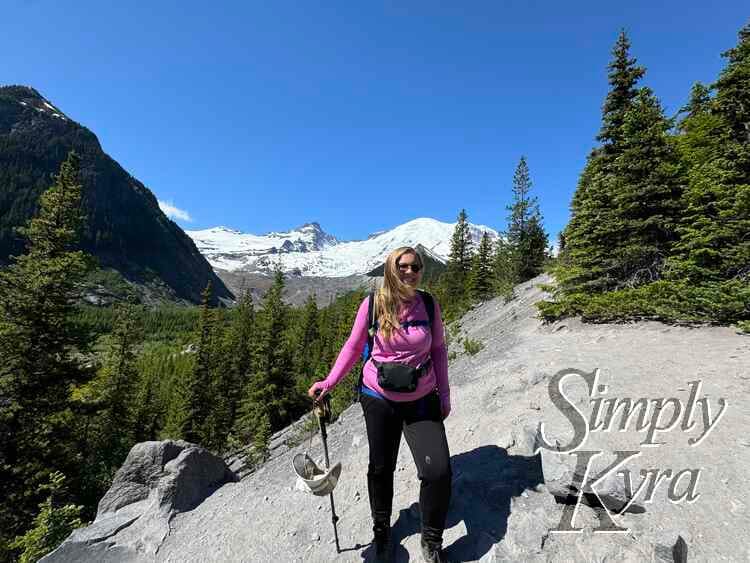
[430,298,451,418]
[318,296,370,392]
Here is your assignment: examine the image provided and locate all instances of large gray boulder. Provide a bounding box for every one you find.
[41,440,236,563]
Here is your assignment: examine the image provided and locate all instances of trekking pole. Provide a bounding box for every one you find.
[314,393,341,554]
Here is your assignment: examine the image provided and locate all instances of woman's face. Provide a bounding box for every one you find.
[396,252,422,288]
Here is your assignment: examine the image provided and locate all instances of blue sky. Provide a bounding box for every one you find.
[3,2,748,243]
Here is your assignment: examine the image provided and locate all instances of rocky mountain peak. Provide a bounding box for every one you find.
[0,84,69,121]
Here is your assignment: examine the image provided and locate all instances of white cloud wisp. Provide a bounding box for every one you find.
[158,200,193,222]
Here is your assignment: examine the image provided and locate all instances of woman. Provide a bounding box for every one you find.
[308,246,451,563]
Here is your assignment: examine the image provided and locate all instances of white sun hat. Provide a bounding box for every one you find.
[293,453,342,496]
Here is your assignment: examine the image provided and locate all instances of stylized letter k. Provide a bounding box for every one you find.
[551,450,640,533]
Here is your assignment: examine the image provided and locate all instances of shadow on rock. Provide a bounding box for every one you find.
[364,445,543,562]
[445,445,543,562]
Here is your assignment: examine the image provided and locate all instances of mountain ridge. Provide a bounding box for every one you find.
[187,216,500,277]
[0,85,232,305]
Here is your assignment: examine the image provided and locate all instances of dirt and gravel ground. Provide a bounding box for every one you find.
[154,274,748,562]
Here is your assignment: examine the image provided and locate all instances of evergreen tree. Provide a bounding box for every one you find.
[604,87,684,288]
[133,365,160,443]
[163,282,215,443]
[504,157,549,282]
[293,293,321,395]
[444,209,474,304]
[491,235,515,294]
[235,266,297,443]
[8,472,84,563]
[185,282,217,444]
[666,24,750,287]
[714,22,750,145]
[598,29,647,155]
[95,302,142,480]
[328,291,364,414]
[552,31,647,294]
[251,412,272,464]
[468,231,494,301]
[208,286,256,451]
[0,152,94,554]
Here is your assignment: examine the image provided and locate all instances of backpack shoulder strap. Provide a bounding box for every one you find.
[416,289,435,328]
[366,290,376,358]
[357,290,376,400]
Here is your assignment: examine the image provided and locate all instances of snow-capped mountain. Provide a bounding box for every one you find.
[186,217,500,277]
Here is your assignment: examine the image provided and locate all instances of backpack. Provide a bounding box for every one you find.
[356,289,435,400]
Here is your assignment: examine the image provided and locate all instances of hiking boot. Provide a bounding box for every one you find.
[420,537,449,563]
[372,521,392,563]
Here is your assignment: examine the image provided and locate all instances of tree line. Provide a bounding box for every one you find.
[540,26,749,329]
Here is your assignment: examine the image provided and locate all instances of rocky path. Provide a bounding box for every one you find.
[50,273,750,562]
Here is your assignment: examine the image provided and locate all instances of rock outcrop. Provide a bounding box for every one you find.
[41,441,236,562]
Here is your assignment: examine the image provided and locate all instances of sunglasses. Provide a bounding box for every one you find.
[397,262,422,273]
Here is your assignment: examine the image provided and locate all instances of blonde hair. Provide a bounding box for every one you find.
[375,246,424,341]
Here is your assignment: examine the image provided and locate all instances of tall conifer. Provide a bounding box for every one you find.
[554,31,647,294]
[0,152,93,553]
[468,232,494,301]
[605,87,683,287]
[505,157,549,282]
[444,209,474,303]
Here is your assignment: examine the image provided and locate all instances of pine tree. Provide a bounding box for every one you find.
[604,87,684,288]
[714,22,750,145]
[185,282,217,444]
[0,152,94,553]
[491,235,515,294]
[665,23,750,289]
[163,282,216,443]
[208,286,256,451]
[293,293,320,395]
[251,412,272,464]
[8,472,84,563]
[133,366,160,443]
[468,231,494,301]
[96,302,141,479]
[504,157,549,282]
[444,209,474,304]
[552,31,647,295]
[235,266,297,443]
[598,29,647,155]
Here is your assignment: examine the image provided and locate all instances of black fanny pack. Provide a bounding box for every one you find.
[372,358,432,392]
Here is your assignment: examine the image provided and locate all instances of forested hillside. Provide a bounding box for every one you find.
[0,85,232,304]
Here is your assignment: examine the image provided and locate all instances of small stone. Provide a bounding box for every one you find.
[310,532,320,542]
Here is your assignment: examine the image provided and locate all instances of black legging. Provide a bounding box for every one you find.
[360,390,452,542]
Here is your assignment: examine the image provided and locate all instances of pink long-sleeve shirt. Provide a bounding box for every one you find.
[321,292,450,411]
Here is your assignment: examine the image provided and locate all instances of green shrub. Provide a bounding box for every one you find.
[9,472,85,563]
[463,338,484,356]
[536,280,749,325]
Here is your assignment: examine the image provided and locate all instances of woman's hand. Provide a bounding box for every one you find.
[307,380,329,401]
